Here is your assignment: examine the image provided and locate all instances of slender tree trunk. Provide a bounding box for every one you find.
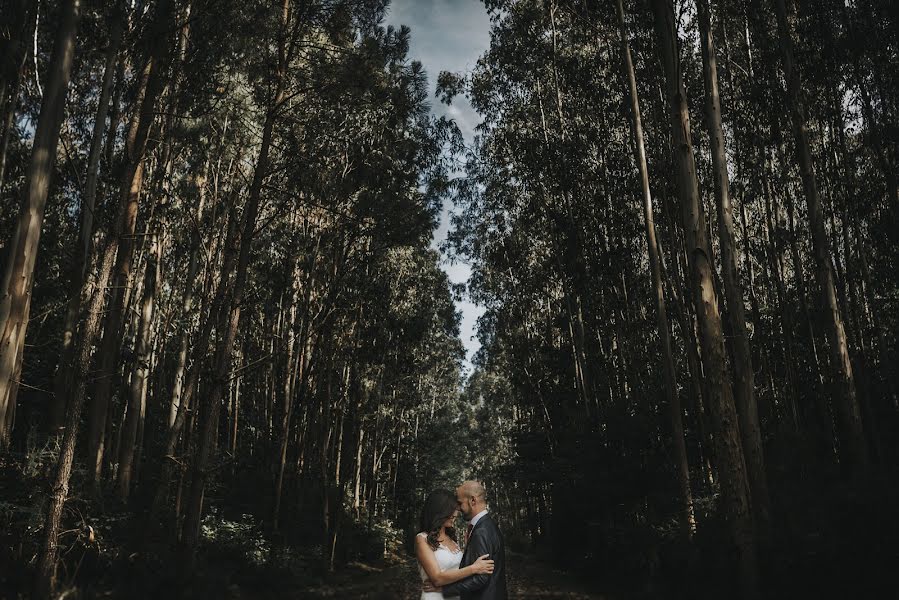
[34,242,116,600]
[696,0,769,536]
[180,0,292,560]
[273,269,301,530]
[117,234,160,501]
[773,0,867,472]
[104,55,126,173]
[615,0,693,536]
[87,0,173,485]
[651,1,757,595]
[145,197,239,538]
[759,165,799,427]
[660,190,713,484]
[168,169,207,427]
[0,0,82,450]
[779,151,827,400]
[49,6,124,432]
[352,424,365,517]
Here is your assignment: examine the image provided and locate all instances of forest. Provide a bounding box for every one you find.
[0,0,896,598]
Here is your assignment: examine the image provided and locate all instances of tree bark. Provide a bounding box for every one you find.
[34,241,116,600]
[87,0,174,485]
[696,0,769,535]
[0,0,82,450]
[180,0,293,560]
[651,0,757,595]
[615,0,693,536]
[773,0,867,472]
[117,234,160,501]
[49,6,124,432]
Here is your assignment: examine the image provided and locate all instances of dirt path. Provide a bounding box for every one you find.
[298,552,616,599]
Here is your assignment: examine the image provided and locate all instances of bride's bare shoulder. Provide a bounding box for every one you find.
[414,532,432,555]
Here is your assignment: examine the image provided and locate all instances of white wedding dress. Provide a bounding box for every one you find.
[417,532,462,600]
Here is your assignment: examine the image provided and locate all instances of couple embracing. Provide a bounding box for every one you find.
[415,481,508,600]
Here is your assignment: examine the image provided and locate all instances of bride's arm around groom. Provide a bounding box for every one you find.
[415,534,493,587]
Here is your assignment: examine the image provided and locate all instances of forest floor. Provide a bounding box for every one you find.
[295,552,619,600]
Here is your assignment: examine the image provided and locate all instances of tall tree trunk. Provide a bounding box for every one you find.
[180,0,293,560]
[759,163,799,427]
[49,6,124,432]
[0,0,82,450]
[34,242,116,600]
[117,234,160,501]
[145,197,239,539]
[773,0,867,472]
[273,272,300,530]
[651,1,757,595]
[779,147,828,420]
[87,0,174,485]
[168,169,207,427]
[696,0,769,536]
[615,0,693,536]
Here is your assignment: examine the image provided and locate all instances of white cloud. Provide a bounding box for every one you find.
[386,0,490,371]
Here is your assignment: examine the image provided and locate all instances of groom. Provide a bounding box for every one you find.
[424,480,508,599]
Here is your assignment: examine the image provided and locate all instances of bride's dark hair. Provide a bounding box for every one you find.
[419,489,458,551]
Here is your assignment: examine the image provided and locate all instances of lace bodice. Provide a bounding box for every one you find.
[417,533,462,600]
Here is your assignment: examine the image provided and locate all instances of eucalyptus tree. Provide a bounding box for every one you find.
[0,0,81,451]
[772,0,868,472]
[86,0,176,487]
[695,0,769,534]
[2,0,898,596]
[615,0,694,536]
[446,0,898,594]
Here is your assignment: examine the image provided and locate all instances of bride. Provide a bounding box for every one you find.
[415,489,494,599]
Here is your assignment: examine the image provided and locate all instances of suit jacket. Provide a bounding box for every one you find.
[441,513,508,600]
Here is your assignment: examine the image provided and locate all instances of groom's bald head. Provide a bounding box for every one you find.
[460,480,486,499]
[456,480,486,520]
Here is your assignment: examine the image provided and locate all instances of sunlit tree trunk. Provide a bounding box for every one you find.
[0,0,81,451]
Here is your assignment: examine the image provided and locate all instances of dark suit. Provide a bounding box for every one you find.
[441,513,508,600]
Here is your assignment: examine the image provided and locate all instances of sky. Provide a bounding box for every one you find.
[383,0,492,374]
